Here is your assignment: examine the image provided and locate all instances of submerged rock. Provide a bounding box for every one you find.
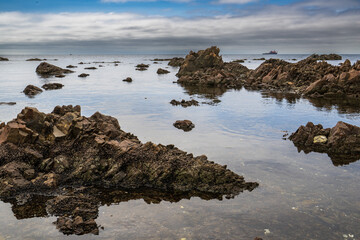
[157,68,170,74]
[170,99,199,107]
[36,62,73,76]
[173,120,195,132]
[122,77,132,82]
[0,57,9,61]
[289,121,360,165]
[42,83,64,90]
[23,85,43,96]
[0,105,257,197]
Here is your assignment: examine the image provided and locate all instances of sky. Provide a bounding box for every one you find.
[0,0,360,54]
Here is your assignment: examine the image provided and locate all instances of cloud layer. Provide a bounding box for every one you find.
[0,0,359,54]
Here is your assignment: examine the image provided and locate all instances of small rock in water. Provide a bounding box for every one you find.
[157,68,170,74]
[173,120,195,132]
[42,83,64,90]
[122,77,133,82]
[84,67,97,70]
[0,102,16,105]
[23,85,43,96]
[78,73,89,78]
[313,135,327,143]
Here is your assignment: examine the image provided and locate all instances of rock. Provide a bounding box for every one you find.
[168,57,185,67]
[313,135,327,143]
[289,121,360,165]
[0,57,9,61]
[309,53,342,60]
[0,105,258,198]
[36,62,73,76]
[177,46,224,77]
[253,58,265,60]
[135,64,149,71]
[78,73,89,78]
[66,65,77,68]
[26,58,44,61]
[0,102,16,105]
[232,59,245,63]
[55,74,65,78]
[150,58,172,61]
[42,83,64,90]
[176,47,250,88]
[122,77,132,82]
[84,67,97,70]
[173,120,195,132]
[157,68,170,74]
[170,99,199,107]
[23,85,43,96]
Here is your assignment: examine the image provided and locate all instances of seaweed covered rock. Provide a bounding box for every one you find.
[289,121,360,165]
[0,105,258,198]
[36,62,73,76]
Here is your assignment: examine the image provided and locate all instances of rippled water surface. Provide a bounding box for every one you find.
[0,54,360,240]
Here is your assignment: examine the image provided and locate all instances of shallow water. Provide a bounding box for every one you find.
[0,54,360,240]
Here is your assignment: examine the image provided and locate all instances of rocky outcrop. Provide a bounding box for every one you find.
[176,47,250,88]
[42,83,64,90]
[245,57,354,94]
[173,120,195,132]
[168,57,184,67]
[309,53,342,61]
[0,105,257,198]
[0,57,9,61]
[122,77,132,82]
[170,99,199,107]
[157,68,170,74]
[36,62,73,76]
[23,85,43,96]
[289,121,360,165]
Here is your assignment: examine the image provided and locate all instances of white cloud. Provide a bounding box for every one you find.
[0,1,359,53]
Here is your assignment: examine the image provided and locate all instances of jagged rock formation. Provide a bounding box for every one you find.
[289,121,360,165]
[168,57,185,67]
[309,53,342,60]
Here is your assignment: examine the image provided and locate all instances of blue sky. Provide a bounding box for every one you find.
[0,0,359,54]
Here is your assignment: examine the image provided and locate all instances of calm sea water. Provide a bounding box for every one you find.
[0,54,360,240]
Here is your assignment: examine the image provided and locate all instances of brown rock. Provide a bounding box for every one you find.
[0,57,9,61]
[122,77,132,82]
[36,62,73,76]
[42,83,64,90]
[157,68,170,74]
[23,85,43,96]
[78,73,89,78]
[173,120,195,132]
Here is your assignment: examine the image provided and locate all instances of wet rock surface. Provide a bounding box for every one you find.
[0,57,9,61]
[173,120,195,132]
[170,99,199,107]
[168,57,185,67]
[36,62,73,76]
[157,68,170,74]
[42,83,64,90]
[0,106,258,234]
[23,85,43,96]
[289,121,360,165]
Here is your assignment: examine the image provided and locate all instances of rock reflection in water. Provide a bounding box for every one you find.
[306,96,360,114]
[1,187,235,236]
[178,83,228,104]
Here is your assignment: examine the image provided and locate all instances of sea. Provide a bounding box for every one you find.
[0,53,360,240]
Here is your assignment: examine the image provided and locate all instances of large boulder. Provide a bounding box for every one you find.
[289,121,360,165]
[36,62,73,76]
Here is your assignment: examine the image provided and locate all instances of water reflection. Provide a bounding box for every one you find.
[1,187,238,236]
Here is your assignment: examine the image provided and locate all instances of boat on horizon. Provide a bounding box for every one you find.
[263,50,278,55]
